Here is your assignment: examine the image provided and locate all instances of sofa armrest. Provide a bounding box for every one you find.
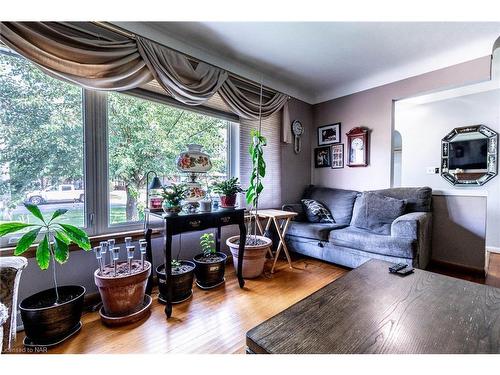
[282,203,306,222]
[391,212,430,240]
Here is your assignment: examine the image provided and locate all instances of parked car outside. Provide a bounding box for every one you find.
[26,184,84,205]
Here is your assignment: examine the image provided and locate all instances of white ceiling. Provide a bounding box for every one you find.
[115,22,500,104]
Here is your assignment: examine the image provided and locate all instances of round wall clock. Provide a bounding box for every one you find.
[291,120,304,154]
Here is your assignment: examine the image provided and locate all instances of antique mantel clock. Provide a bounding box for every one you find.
[346,127,369,167]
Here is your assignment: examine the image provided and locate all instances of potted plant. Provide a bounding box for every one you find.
[193,233,227,289]
[226,130,272,278]
[93,246,151,325]
[161,183,188,215]
[0,203,91,345]
[212,177,243,208]
[156,258,196,304]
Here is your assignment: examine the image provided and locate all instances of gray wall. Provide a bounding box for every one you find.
[281,98,314,204]
[311,56,491,191]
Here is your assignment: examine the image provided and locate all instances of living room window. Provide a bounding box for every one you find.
[106,91,232,226]
[0,45,86,246]
[0,44,238,246]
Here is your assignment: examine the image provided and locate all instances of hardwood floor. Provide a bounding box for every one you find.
[11,252,500,354]
[12,257,348,354]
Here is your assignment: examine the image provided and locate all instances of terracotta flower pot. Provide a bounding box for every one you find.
[94,261,151,317]
[220,194,236,208]
[226,235,272,279]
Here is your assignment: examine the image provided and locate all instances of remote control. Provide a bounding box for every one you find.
[396,266,414,276]
[389,263,408,273]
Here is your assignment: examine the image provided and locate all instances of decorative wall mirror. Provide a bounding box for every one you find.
[441,125,498,186]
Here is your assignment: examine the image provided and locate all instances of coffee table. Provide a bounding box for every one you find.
[246,259,500,354]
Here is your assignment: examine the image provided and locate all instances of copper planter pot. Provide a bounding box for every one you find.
[94,261,151,317]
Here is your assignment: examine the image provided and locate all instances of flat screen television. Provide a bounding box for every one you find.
[449,138,488,170]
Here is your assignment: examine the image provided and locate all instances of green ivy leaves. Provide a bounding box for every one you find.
[246,129,267,207]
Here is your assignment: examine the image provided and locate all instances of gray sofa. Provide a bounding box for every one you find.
[282,186,432,269]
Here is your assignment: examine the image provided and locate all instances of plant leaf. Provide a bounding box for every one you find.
[36,235,50,270]
[50,208,68,222]
[57,223,91,250]
[0,222,36,237]
[54,230,71,245]
[14,227,42,255]
[54,235,69,264]
[24,203,45,223]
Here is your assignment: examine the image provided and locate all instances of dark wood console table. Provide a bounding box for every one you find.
[145,208,247,318]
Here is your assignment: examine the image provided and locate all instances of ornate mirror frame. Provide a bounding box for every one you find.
[441,125,498,186]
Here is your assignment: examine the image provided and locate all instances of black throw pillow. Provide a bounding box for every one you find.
[301,199,335,223]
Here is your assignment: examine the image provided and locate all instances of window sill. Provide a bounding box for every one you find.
[0,228,163,258]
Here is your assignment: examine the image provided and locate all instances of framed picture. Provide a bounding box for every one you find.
[314,146,331,168]
[331,144,344,169]
[318,123,341,146]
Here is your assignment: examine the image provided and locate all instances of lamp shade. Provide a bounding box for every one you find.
[176,144,212,173]
[148,176,162,190]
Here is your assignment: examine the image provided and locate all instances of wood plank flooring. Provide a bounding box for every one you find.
[12,257,348,354]
[11,252,500,354]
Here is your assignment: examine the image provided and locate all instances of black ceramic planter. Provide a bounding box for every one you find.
[156,261,196,303]
[20,285,85,346]
[193,252,227,289]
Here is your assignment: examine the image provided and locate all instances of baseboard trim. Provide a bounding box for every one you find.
[428,259,485,278]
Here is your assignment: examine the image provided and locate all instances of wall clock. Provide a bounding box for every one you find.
[291,119,304,154]
[346,127,369,167]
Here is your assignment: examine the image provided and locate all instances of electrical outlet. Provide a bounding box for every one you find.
[426,167,440,174]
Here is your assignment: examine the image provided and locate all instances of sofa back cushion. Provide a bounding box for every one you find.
[372,187,432,212]
[350,192,406,235]
[303,186,359,225]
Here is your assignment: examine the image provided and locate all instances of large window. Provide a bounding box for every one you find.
[0,46,85,245]
[0,45,235,246]
[107,92,230,225]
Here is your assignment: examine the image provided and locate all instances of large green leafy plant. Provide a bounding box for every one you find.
[0,203,91,302]
[245,129,267,236]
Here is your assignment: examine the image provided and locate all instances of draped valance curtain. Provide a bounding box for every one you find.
[0,22,289,120]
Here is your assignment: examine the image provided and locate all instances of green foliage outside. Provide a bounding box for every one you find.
[0,48,229,229]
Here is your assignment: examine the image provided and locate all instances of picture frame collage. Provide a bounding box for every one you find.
[315,123,344,169]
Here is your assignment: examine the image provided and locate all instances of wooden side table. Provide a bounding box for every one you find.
[145,208,247,318]
[254,209,298,273]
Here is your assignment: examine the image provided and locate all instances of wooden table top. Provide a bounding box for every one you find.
[251,209,298,219]
[246,259,500,354]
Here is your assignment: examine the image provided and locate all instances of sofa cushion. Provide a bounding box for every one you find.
[329,227,416,259]
[350,192,406,235]
[372,187,432,213]
[286,222,347,241]
[303,186,359,225]
[301,199,335,223]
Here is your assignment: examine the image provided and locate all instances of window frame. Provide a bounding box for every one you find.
[87,89,239,235]
[0,47,239,246]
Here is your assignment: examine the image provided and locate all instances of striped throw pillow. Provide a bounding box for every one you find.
[301,199,335,223]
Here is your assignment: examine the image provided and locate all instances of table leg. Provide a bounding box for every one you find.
[144,228,153,295]
[216,225,222,252]
[262,217,274,257]
[271,217,293,273]
[237,221,247,288]
[164,223,173,318]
